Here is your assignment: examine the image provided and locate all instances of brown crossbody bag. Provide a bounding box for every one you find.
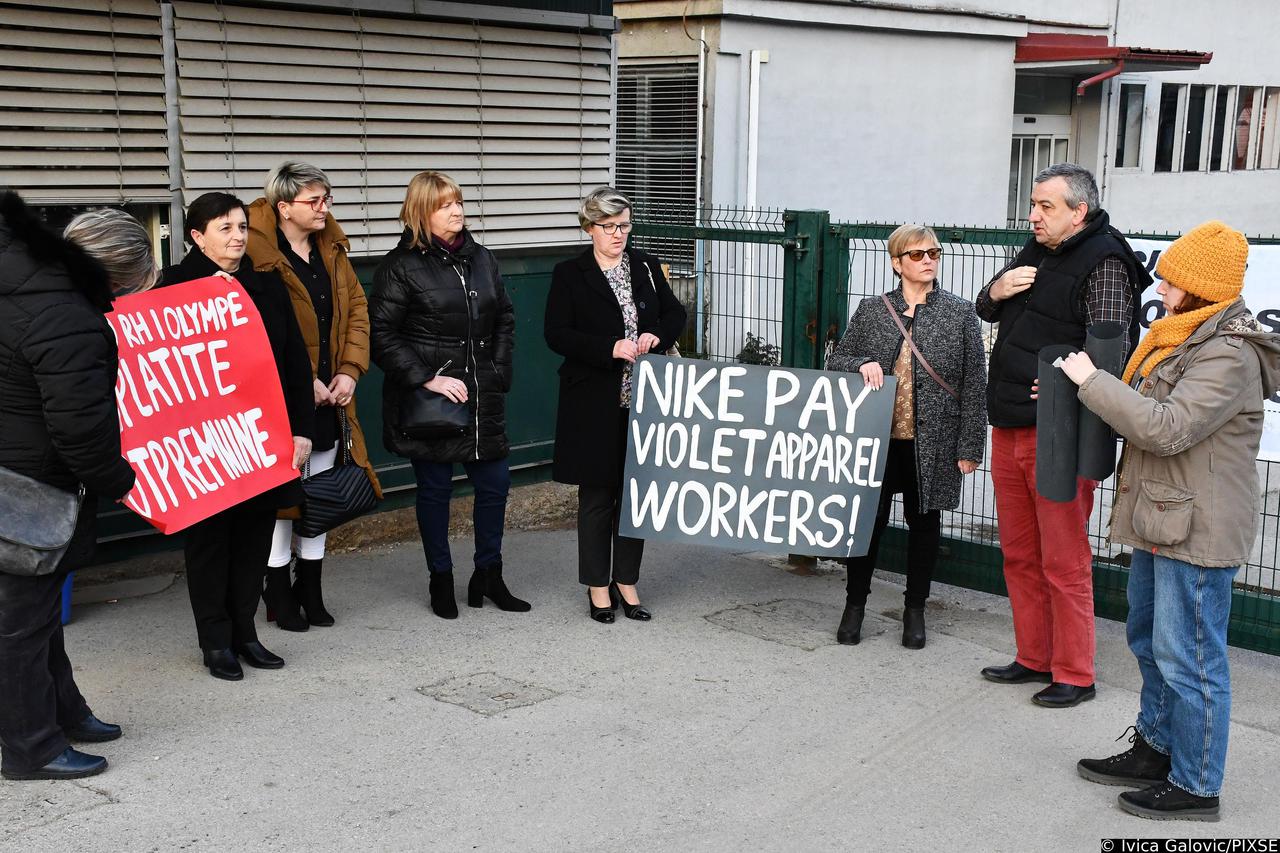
[880,293,959,401]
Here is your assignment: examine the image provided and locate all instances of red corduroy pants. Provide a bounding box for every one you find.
[990,426,1097,686]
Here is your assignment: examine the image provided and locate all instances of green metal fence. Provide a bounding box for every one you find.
[632,210,1280,656]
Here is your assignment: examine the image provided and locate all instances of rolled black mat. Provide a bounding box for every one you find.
[1036,344,1081,503]
[1076,321,1127,481]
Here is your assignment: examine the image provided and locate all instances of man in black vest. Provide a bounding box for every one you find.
[975,163,1151,708]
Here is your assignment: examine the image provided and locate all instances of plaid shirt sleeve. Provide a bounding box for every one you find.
[1080,257,1135,352]
[975,258,1020,322]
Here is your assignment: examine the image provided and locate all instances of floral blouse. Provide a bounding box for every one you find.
[603,253,639,407]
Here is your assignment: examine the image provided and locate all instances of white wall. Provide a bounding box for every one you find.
[711,18,1017,226]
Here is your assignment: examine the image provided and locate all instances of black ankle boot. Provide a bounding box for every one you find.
[836,603,865,645]
[263,565,308,632]
[467,561,531,612]
[429,571,458,619]
[293,558,334,627]
[1078,726,1172,787]
[902,607,926,649]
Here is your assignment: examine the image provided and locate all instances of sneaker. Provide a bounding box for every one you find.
[1078,726,1171,786]
[1118,781,1220,822]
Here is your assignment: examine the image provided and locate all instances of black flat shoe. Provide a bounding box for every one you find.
[234,641,285,669]
[64,713,122,743]
[980,661,1052,684]
[202,648,244,681]
[609,582,651,621]
[1032,682,1096,708]
[588,590,615,624]
[1,747,107,781]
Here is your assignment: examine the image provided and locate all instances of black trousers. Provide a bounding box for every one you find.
[577,407,644,587]
[183,501,276,650]
[845,438,941,609]
[0,567,91,773]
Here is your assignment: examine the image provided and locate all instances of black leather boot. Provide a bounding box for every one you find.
[836,603,865,645]
[902,607,926,649]
[467,561,531,612]
[264,564,308,632]
[293,558,334,627]
[429,571,458,619]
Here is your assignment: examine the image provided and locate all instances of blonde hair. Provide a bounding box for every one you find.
[886,224,940,261]
[63,209,158,294]
[264,160,331,209]
[399,171,463,249]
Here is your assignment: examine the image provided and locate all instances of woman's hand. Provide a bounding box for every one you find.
[425,374,468,403]
[613,339,638,363]
[636,332,662,355]
[958,459,978,475]
[314,378,334,406]
[292,436,313,470]
[859,361,884,390]
[328,373,356,407]
[1059,351,1099,386]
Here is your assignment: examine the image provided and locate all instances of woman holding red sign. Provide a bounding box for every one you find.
[247,161,382,631]
[370,171,527,620]
[161,192,315,681]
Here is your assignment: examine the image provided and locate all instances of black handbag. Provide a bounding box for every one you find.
[295,411,379,538]
[0,466,83,577]
[399,386,471,440]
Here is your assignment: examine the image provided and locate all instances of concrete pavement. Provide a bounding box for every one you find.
[3,530,1279,851]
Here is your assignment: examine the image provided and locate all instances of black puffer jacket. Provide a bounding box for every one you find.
[0,190,135,502]
[370,228,514,462]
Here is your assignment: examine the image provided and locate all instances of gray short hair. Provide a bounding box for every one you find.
[578,186,631,230]
[264,161,331,208]
[63,209,158,294]
[1033,163,1100,216]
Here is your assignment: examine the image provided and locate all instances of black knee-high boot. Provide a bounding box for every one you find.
[293,558,335,627]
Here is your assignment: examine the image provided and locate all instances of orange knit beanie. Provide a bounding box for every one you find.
[1155,220,1248,302]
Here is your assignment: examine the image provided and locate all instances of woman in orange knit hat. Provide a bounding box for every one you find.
[1056,221,1280,821]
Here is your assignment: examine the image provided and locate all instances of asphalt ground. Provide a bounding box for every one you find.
[3,530,1279,852]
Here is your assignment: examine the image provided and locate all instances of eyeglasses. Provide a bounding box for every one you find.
[594,222,633,235]
[291,194,334,211]
[897,248,943,262]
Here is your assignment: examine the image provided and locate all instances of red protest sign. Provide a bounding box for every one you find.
[106,276,299,534]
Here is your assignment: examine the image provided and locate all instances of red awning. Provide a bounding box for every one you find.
[1015,33,1212,73]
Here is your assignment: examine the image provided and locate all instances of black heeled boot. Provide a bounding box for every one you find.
[293,558,335,627]
[467,561,531,612]
[264,564,308,632]
[836,603,865,645]
[902,606,926,649]
[429,571,458,619]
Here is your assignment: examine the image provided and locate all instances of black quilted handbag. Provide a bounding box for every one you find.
[295,411,379,538]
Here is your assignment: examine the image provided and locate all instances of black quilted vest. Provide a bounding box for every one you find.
[987,210,1150,427]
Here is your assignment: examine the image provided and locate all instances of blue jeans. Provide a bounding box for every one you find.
[1127,548,1236,797]
[412,458,510,574]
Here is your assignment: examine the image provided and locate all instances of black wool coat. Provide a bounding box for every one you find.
[826,283,988,513]
[545,247,687,486]
[160,248,314,509]
[0,191,136,503]
[369,228,514,463]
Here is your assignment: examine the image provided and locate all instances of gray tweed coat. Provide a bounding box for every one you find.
[826,283,987,512]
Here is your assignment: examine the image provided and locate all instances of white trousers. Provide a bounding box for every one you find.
[267,444,338,567]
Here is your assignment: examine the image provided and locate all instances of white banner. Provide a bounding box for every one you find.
[1128,239,1280,462]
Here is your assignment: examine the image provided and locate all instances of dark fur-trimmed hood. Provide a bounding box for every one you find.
[0,189,114,312]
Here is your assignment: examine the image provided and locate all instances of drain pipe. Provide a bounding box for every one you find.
[1077,59,1124,97]
[161,2,183,264]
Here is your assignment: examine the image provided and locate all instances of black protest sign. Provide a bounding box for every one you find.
[619,355,895,558]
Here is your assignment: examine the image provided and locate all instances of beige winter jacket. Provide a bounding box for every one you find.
[1077,298,1280,568]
